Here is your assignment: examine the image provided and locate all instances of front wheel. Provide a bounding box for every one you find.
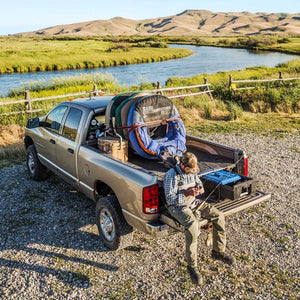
[96,195,133,250]
[26,145,48,181]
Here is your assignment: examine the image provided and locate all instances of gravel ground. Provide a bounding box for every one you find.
[0,133,299,299]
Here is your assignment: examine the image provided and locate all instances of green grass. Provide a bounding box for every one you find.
[168,58,300,114]
[163,35,300,55]
[0,37,192,74]
[98,35,300,55]
[1,35,299,76]
[184,113,299,136]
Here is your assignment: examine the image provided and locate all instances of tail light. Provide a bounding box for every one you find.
[143,184,159,214]
[244,157,248,177]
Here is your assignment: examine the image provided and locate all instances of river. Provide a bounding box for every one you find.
[0,45,298,97]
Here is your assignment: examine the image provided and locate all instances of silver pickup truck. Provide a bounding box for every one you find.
[24,96,271,250]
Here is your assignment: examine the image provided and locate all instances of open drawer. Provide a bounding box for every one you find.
[202,174,258,200]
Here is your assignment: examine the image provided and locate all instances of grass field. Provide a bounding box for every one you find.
[0,37,192,74]
[102,35,300,55]
[0,37,299,162]
[0,36,299,75]
[160,36,300,55]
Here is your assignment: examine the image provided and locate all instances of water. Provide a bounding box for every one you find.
[0,45,298,96]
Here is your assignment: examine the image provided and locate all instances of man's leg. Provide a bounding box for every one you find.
[200,204,234,265]
[169,206,198,267]
[200,204,226,252]
[168,206,202,285]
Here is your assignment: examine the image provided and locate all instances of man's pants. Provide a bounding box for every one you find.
[168,203,226,268]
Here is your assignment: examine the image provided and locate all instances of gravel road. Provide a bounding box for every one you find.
[0,133,299,299]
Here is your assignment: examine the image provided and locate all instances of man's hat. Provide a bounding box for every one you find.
[180,152,200,174]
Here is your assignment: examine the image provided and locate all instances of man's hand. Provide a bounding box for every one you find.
[197,185,204,195]
[184,185,204,197]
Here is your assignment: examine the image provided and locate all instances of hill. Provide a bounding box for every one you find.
[20,10,300,37]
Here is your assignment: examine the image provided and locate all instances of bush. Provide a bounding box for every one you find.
[204,103,212,119]
[106,43,132,52]
[228,102,243,120]
[264,89,282,110]
[215,100,227,111]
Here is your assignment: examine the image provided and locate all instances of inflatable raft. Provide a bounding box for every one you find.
[105,93,186,160]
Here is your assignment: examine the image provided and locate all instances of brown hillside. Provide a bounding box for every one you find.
[21,10,300,36]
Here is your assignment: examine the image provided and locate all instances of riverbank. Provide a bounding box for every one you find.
[0,58,299,127]
[102,35,300,55]
[0,37,192,74]
[164,36,300,55]
[1,36,299,77]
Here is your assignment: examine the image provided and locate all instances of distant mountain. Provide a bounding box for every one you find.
[21,10,300,36]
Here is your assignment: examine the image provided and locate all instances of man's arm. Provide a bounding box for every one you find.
[184,175,204,197]
[164,170,185,206]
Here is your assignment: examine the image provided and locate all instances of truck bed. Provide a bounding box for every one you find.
[85,137,236,183]
[129,147,235,182]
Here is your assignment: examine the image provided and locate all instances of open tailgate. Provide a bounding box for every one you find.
[159,191,271,232]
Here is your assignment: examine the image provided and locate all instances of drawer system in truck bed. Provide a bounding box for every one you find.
[202,173,258,200]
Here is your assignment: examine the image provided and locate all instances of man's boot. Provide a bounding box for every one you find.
[211,250,235,265]
[187,266,203,285]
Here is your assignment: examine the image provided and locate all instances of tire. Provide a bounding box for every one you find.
[96,195,133,250]
[26,145,48,181]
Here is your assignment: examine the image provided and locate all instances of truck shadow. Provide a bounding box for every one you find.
[0,170,120,289]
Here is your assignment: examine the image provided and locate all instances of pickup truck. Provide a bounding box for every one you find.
[24,96,271,250]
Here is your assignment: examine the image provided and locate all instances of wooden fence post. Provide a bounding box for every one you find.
[93,83,98,96]
[24,90,32,112]
[279,71,285,85]
[229,74,232,88]
[204,77,213,100]
[157,81,163,95]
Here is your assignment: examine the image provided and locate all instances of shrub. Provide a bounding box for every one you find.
[228,102,243,120]
[264,88,281,111]
[106,43,132,52]
[216,100,227,111]
[204,103,212,119]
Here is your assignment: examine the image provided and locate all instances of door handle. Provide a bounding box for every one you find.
[50,139,56,144]
[67,148,74,154]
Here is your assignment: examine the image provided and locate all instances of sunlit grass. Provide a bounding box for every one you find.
[0,124,25,163]
[0,37,192,74]
[164,36,300,55]
[184,112,300,137]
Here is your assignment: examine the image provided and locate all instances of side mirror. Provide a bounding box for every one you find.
[26,117,40,128]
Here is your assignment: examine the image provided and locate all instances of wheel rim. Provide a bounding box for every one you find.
[99,208,115,242]
[27,152,35,174]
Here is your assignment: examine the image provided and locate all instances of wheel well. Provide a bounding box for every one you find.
[95,180,114,198]
[24,136,34,149]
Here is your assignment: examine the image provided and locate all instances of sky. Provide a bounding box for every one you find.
[0,0,299,35]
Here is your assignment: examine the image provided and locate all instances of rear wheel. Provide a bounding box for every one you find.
[26,145,48,181]
[96,195,133,250]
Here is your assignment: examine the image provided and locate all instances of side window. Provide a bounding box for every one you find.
[45,106,67,134]
[62,108,82,141]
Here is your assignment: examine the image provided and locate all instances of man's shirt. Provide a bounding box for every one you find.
[163,164,202,206]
